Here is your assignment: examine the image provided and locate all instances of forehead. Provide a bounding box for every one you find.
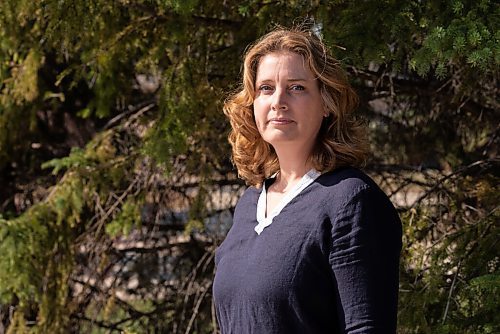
[255,52,314,81]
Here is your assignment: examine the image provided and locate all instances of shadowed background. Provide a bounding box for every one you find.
[0,1,498,333]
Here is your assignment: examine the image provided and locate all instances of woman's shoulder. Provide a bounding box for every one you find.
[317,166,379,194]
[233,184,261,212]
[317,166,401,231]
[239,184,261,200]
[316,166,398,212]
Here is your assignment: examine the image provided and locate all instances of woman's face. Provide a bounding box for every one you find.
[253,52,324,155]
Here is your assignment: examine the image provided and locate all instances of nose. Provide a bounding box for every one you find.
[271,88,288,111]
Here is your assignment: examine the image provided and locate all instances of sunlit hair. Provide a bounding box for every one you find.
[224,26,368,187]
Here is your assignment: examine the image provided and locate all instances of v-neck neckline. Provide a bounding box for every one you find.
[254,169,321,235]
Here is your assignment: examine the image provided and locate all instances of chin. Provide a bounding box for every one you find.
[262,130,298,141]
[263,136,298,147]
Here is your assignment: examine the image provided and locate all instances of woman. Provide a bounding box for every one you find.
[213,26,402,334]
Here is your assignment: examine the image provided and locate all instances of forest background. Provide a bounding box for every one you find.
[0,0,498,333]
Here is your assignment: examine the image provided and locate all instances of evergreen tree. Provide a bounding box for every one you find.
[0,0,498,332]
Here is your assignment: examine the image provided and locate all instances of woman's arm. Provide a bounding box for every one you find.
[328,184,402,334]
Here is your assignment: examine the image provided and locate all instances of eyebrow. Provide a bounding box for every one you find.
[256,78,308,84]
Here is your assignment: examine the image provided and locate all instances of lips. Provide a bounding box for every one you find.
[268,117,294,125]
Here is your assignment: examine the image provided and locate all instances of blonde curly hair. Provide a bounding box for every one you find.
[224,26,368,187]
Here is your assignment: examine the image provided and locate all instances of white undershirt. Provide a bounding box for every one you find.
[255,169,322,235]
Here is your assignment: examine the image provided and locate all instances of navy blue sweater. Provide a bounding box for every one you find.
[213,167,402,333]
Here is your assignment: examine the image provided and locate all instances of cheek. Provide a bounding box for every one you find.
[252,100,267,125]
[306,110,324,136]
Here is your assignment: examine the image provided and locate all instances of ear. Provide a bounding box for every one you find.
[323,106,329,118]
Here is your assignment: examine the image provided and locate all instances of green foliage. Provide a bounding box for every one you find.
[453,274,500,333]
[0,191,76,333]
[0,47,40,168]
[105,200,142,237]
[399,172,499,334]
[0,0,498,332]
[412,4,498,76]
[0,121,140,331]
[42,147,88,175]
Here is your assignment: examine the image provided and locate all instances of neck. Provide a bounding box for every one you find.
[272,144,315,192]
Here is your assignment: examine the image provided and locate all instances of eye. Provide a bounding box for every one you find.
[290,85,305,91]
[257,84,274,95]
[258,84,274,91]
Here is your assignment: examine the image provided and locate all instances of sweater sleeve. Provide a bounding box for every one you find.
[328,184,402,334]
